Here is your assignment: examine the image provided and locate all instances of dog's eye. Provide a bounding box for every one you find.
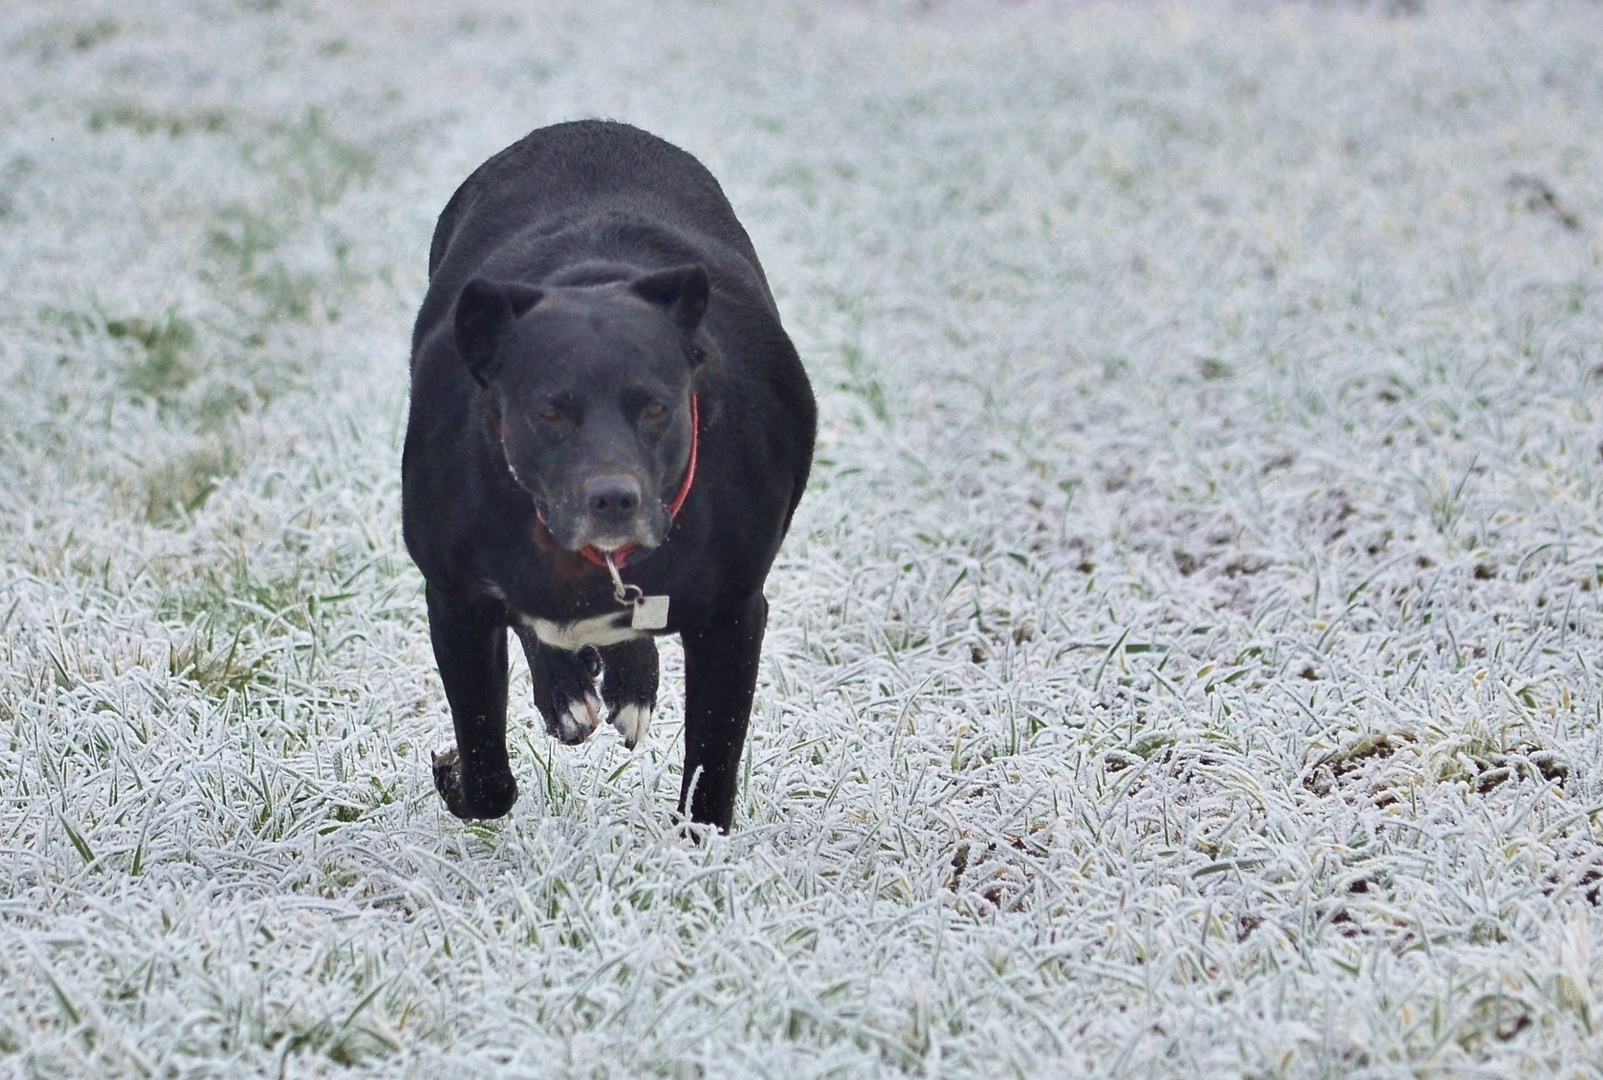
[642,404,666,419]
[540,407,561,423]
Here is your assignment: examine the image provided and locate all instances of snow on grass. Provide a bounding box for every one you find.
[2,0,1603,1075]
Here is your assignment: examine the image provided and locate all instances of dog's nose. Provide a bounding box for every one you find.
[584,475,642,519]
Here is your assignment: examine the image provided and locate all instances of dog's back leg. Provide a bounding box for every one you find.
[598,637,659,750]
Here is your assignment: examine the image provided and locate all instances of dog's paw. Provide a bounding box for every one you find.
[609,703,653,750]
[431,746,518,820]
[550,693,604,745]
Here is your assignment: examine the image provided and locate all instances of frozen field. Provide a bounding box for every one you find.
[2,0,1603,1075]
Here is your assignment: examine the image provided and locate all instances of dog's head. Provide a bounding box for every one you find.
[454,265,707,555]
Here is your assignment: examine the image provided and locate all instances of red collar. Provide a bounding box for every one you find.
[537,394,699,570]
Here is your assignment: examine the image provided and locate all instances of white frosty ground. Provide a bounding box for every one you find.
[1,0,1601,1075]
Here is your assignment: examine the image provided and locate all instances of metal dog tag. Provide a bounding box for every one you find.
[631,594,670,631]
[604,551,669,631]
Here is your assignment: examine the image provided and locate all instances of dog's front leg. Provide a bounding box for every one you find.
[679,591,767,832]
[598,637,659,750]
[516,629,604,745]
[427,584,519,820]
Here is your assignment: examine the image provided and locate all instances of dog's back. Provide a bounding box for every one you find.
[415,121,775,357]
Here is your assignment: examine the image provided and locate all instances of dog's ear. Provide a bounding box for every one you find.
[455,278,543,386]
[631,265,709,336]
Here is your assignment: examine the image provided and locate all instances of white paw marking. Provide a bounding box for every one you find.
[609,703,653,749]
[521,611,646,650]
[556,694,603,743]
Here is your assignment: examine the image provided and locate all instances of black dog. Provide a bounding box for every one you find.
[403,121,815,831]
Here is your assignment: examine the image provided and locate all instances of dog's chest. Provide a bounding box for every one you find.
[519,608,646,650]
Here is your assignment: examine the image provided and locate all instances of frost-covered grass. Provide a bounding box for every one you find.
[2,0,1603,1075]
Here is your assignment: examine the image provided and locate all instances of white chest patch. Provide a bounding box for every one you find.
[520,610,645,651]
